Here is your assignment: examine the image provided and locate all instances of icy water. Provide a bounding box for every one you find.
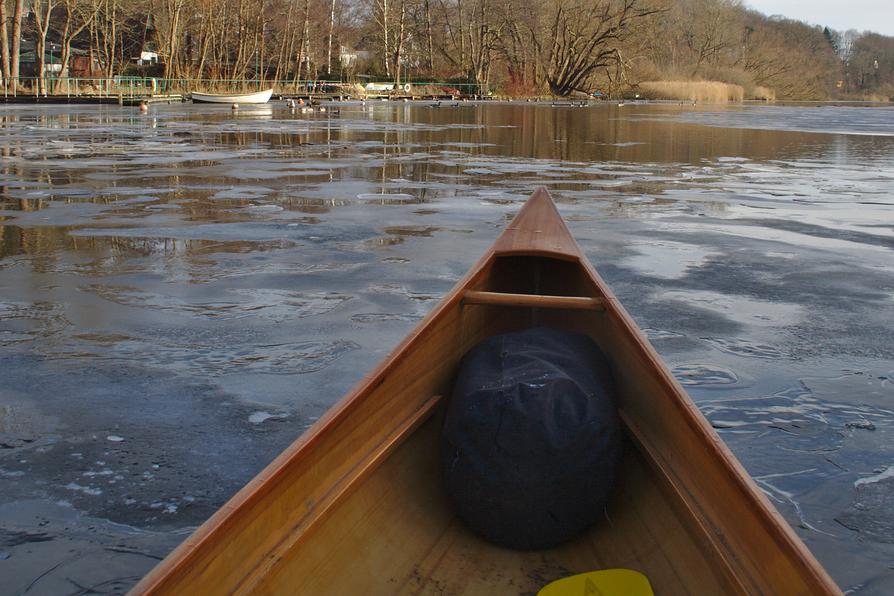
[1,101,893,593]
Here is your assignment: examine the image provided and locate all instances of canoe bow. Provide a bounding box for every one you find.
[131,187,840,596]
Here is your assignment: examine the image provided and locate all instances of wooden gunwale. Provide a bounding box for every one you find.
[132,187,839,595]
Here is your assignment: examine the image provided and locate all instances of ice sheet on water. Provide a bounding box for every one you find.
[211,186,274,200]
[350,313,422,323]
[69,221,380,244]
[854,467,894,487]
[642,328,687,340]
[837,471,894,544]
[680,105,894,137]
[82,285,351,321]
[45,330,360,377]
[701,337,789,359]
[701,381,894,451]
[0,301,70,344]
[248,411,288,424]
[659,289,803,328]
[355,192,417,202]
[672,364,739,386]
[623,240,719,279]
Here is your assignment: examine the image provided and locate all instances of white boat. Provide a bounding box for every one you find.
[364,82,412,93]
[191,88,274,104]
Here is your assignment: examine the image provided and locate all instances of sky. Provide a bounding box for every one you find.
[746,1,894,36]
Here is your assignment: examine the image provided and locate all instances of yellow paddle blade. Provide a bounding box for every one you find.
[537,569,654,596]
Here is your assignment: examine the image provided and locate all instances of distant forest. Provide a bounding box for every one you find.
[2,0,892,99]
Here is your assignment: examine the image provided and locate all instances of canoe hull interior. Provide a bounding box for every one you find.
[132,190,839,595]
[249,409,734,594]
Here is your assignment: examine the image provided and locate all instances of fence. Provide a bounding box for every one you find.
[0,77,489,100]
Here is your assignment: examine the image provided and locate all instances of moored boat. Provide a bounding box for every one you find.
[132,188,840,595]
[191,88,274,104]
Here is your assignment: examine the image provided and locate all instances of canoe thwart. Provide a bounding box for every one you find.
[463,290,605,311]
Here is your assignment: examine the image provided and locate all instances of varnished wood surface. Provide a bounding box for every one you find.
[490,187,581,259]
[462,290,605,310]
[253,418,733,595]
[131,188,840,596]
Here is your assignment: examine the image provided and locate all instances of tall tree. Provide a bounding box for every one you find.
[10,0,23,82]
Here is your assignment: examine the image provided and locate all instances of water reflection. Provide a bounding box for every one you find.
[2,104,891,221]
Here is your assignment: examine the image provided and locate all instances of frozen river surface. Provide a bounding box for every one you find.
[1,101,893,593]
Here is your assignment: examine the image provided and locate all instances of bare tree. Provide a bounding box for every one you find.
[838,29,858,65]
[59,0,99,77]
[33,0,56,94]
[430,0,499,91]
[373,0,392,76]
[531,0,657,96]
[678,0,742,76]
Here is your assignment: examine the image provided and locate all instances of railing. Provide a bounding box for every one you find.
[0,77,490,100]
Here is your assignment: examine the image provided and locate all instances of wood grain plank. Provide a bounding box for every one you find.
[463,290,605,310]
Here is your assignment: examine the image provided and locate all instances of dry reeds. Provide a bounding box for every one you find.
[639,80,745,103]
[749,86,776,101]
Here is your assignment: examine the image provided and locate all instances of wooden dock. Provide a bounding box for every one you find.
[0,94,184,106]
[122,95,184,106]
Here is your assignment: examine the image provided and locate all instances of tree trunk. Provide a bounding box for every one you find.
[458,1,465,73]
[59,15,71,77]
[101,0,118,80]
[393,0,405,85]
[164,0,184,79]
[34,0,55,96]
[257,13,265,82]
[425,0,434,72]
[382,0,390,77]
[11,0,23,82]
[296,0,309,81]
[326,0,335,76]
[0,1,10,81]
[196,13,213,78]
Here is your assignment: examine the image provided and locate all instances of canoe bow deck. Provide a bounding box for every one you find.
[132,188,839,595]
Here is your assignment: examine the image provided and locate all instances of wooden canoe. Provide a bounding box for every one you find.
[132,188,840,595]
